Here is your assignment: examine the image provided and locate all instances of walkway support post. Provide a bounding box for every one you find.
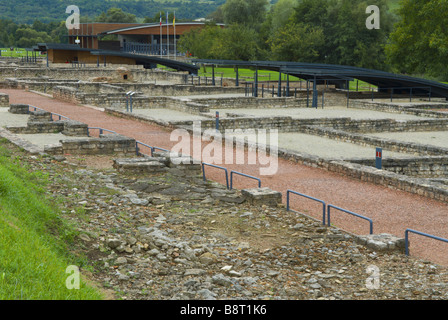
[235,66,239,87]
[278,70,282,97]
[254,67,258,97]
[312,76,318,108]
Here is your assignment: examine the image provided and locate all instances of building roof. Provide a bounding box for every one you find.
[36,43,92,52]
[100,22,225,35]
[192,59,448,98]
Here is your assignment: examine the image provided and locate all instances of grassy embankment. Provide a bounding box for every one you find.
[0,139,102,299]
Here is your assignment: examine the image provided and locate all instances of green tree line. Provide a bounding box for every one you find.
[0,7,199,49]
[180,0,396,70]
[0,0,223,24]
[0,19,67,48]
[179,0,448,81]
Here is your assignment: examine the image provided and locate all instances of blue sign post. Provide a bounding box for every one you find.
[375,147,382,169]
[215,111,219,132]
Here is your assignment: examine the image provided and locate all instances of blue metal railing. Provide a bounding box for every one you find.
[202,162,229,189]
[230,170,261,190]
[405,229,448,256]
[286,190,326,225]
[29,105,45,112]
[327,204,373,234]
[87,127,117,137]
[51,113,70,121]
[135,141,171,157]
[135,141,153,157]
[28,105,71,122]
[152,146,170,156]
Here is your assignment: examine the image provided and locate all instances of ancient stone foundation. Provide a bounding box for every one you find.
[0,93,9,107]
[6,107,89,136]
[9,103,30,114]
[241,187,283,207]
[113,157,167,174]
[45,134,137,156]
[356,233,406,253]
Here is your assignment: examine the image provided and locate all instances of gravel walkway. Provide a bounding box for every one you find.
[3,88,448,266]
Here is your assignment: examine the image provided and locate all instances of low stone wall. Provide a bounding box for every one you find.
[302,125,448,156]
[350,99,448,119]
[9,104,30,114]
[0,93,9,107]
[125,83,246,97]
[191,96,306,109]
[44,134,137,156]
[7,119,88,136]
[349,157,448,178]
[0,66,194,84]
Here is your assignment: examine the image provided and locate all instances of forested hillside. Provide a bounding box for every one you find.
[0,0,225,23]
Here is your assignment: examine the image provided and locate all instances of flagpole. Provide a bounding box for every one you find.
[159,12,162,57]
[166,11,169,59]
[174,11,176,60]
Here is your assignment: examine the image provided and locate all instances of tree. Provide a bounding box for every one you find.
[268,22,324,62]
[269,0,297,32]
[15,28,52,48]
[95,8,137,23]
[290,0,395,69]
[178,24,260,60]
[213,24,260,60]
[386,0,448,79]
[221,0,269,27]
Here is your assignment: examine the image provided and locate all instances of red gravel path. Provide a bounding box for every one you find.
[3,88,448,266]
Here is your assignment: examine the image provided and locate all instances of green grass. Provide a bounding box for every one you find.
[0,48,46,58]
[198,66,302,82]
[0,140,103,300]
[349,79,378,91]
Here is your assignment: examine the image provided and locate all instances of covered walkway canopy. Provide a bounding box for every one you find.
[191,59,448,99]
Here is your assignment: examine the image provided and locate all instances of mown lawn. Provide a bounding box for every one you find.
[0,139,103,300]
[0,48,46,58]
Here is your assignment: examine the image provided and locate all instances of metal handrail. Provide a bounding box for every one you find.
[135,141,153,157]
[405,229,448,256]
[327,204,373,234]
[87,127,117,137]
[51,113,70,121]
[287,190,326,225]
[151,146,170,156]
[230,170,261,190]
[28,105,71,122]
[202,162,229,189]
